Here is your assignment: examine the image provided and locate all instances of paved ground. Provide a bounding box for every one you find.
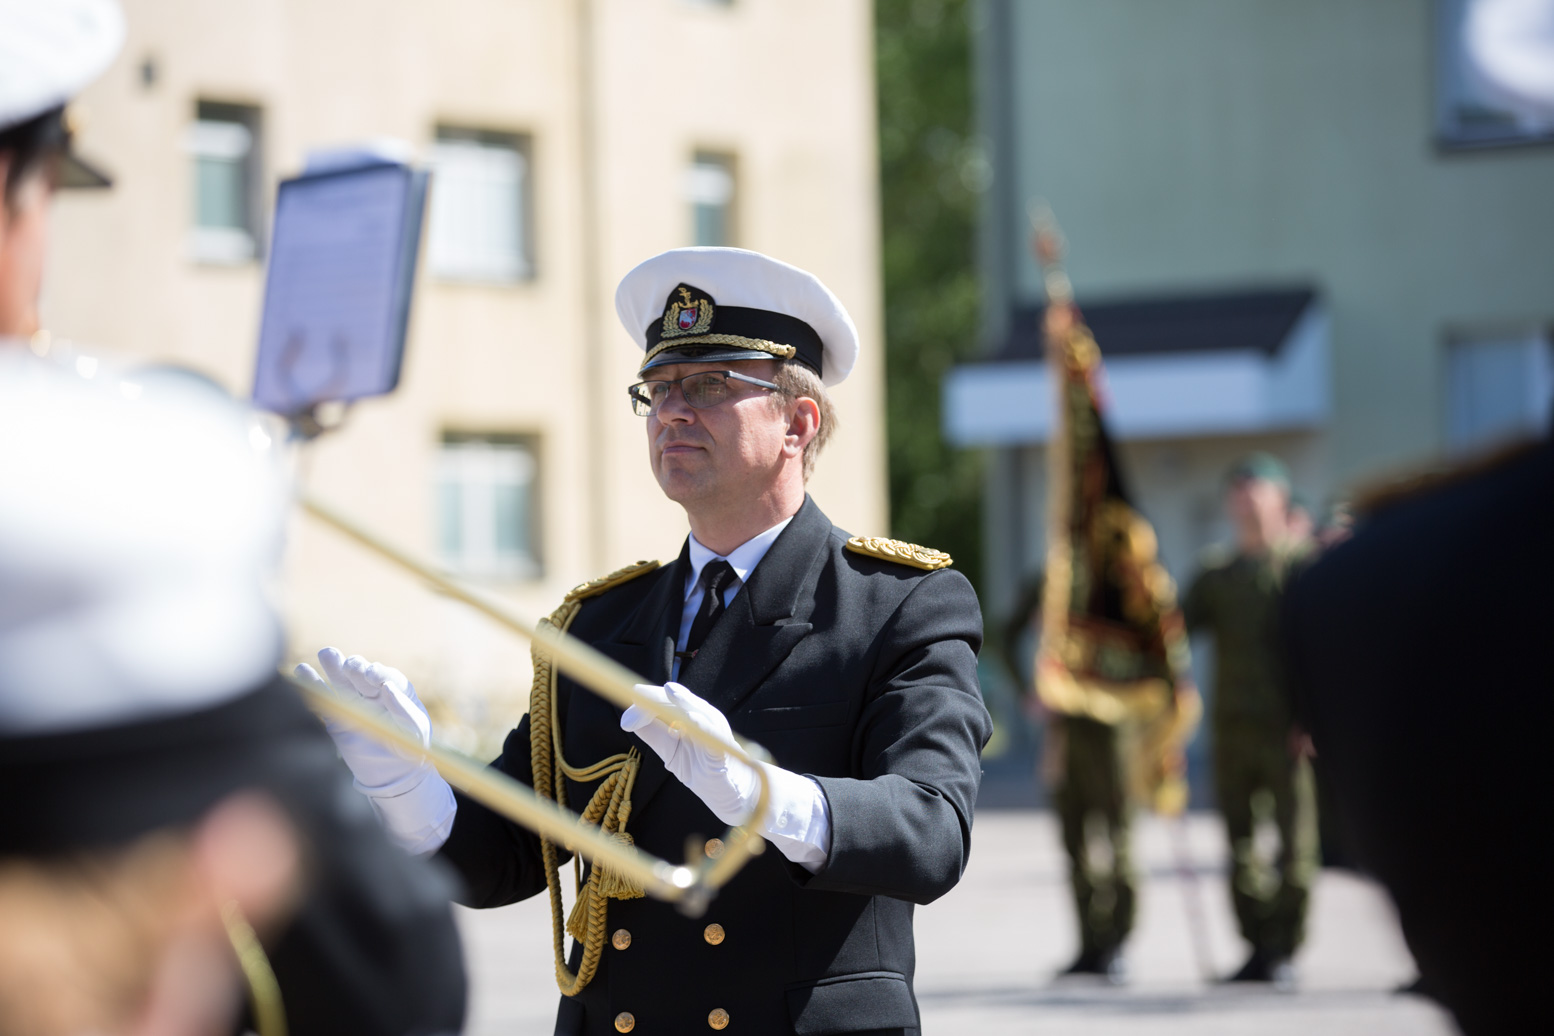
[456,811,1458,1034]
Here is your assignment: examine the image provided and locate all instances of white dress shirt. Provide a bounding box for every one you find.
[674,519,833,873]
[675,517,793,680]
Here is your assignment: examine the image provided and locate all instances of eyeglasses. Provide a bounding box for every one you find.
[627,370,781,417]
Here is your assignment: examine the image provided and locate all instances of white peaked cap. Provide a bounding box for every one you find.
[614,247,860,387]
[0,347,288,736]
[0,0,125,132]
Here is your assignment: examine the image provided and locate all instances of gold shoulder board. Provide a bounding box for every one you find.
[845,536,953,571]
[563,560,661,604]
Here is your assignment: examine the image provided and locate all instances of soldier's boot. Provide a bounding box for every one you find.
[1096,945,1129,986]
[1059,949,1104,976]
[1224,948,1296,990]
[1227,949,1271,983]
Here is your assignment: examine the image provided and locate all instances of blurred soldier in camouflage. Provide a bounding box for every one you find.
[1004,576,1138,983]
[1183,452,1317,987]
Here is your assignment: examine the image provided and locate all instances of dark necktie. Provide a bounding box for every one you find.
[683,560,736,659]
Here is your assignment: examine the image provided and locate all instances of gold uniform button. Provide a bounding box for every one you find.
[703,923,726,945]
[708,1007,730,1030]
[704,837,725,858]
[612,928,632,951]
[614,1011,635,1033]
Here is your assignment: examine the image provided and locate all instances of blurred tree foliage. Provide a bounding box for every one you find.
[875,0,987,597]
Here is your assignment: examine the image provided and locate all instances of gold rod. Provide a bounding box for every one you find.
[296,493,770,896]
[286,670,695,900]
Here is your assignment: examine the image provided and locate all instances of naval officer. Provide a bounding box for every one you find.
[305,246,993,1035]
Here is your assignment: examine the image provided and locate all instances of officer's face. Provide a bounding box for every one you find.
[645,359,795,508]
[0,156,55,338]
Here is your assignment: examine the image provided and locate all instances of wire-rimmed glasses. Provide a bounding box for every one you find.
[627,370,781,417]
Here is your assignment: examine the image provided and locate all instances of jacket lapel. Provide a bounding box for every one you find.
[625,499,832,816]
[608,543,689,685]
[561,555,685,787]
[588,545,688,819]
[678,498,831,713]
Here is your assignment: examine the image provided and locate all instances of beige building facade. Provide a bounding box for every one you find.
[44,0,887,749]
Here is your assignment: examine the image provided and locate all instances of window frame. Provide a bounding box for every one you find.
[435,432,544,581]
[185,99,265,265]
[426,125,537,285]
[1442,323,1554,455]
[685,148,738,248]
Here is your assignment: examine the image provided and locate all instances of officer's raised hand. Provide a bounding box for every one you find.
[621,681,760,825]
[294,648,456,855]
[621,681,831,870]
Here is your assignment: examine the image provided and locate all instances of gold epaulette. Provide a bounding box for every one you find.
[845,536,953,571]
[562,559,660,604]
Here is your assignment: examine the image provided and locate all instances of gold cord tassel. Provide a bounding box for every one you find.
[528,562,658,997]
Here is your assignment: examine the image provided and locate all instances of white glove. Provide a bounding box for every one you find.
[294,648,456,855]
[621,682,832,871]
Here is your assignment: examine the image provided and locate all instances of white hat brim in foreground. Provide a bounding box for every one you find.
[614,247,859,387]
[0,0,125,133]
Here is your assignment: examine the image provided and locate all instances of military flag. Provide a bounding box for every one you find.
[1031,213,1200,815]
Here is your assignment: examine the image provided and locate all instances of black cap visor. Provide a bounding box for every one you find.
[58,146,113,189]
[639,344,782,376]
[23,108,114,189]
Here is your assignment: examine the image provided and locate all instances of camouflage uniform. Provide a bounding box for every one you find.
[1004,579,1138,966]
[1183,547,1318,961]
[1051,714,1137,960]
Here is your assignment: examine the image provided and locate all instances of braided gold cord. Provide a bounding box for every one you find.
[220,901,287,1036]
[530,599,644,998]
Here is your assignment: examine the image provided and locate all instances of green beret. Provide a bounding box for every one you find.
[1225,451,1291,491]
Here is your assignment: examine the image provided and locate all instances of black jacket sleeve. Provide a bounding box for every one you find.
[799,569,992,905]
[436,714,563,908]
[257,689,468,1036]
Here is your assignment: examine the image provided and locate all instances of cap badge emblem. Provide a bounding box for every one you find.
[662,285,715,339]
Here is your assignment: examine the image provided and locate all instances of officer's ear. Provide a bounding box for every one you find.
[782,395,820,458]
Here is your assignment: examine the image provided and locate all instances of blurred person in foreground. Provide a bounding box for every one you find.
[1182,452,1317,987]
[1285,8,1554,1028]
[303,247,992,1035]
[1284,433,1553,1033]
[0,3,466,1032]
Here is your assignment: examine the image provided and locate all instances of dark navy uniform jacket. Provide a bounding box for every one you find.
[441,496,992,1036]
[1284,439,1554,1036]
[0,678,468,1036]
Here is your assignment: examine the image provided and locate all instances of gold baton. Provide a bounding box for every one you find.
[294,494,770,909]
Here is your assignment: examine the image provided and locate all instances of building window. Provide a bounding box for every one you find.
[1445,328,1554,454]
[684,151,736,246]
[437,435,541,579]
[1435,0,1554,149]
[185,101,262,263]
[427,127,532,282]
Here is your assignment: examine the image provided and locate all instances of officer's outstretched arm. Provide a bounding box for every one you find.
[295,648,457,855]
[795,569,992,905]
[436,714,559,908]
